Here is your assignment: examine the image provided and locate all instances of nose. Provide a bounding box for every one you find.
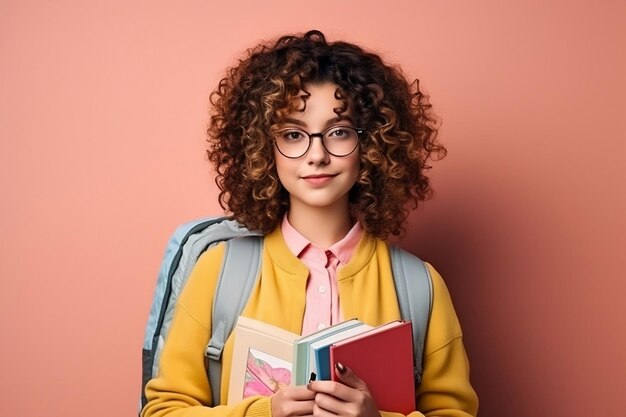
[306,135,330,165]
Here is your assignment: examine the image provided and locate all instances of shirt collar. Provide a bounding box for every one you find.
[280,216,363,265]
[281,216,311,258]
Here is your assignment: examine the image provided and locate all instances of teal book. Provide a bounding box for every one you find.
[309,323,373,380]
[292,319,363,385]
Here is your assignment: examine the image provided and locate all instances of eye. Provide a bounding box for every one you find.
[280,130,306,142]
[326,127,353,138]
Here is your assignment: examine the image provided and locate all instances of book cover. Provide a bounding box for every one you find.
[329,321,415,414]
[309,323,373,381]
[227,316,300,405]
[292,318,364,385]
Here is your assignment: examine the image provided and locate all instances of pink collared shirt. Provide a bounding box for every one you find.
[281,216,363,336]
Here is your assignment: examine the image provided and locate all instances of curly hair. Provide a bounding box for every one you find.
[207,30,445,238]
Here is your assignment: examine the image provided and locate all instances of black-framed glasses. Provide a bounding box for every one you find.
[273,125,364,159]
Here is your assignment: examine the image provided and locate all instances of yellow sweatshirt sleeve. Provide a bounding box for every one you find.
[380,263,478,417]
[141,244,272,417]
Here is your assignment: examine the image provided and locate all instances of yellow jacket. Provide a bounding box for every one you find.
[143,227,478,417]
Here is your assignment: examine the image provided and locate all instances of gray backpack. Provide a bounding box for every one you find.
[140,217,433,412]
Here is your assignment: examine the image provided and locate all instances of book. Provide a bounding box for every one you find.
[308,323,373,381]
[330,320,415,414]
[292,318,364,385]
[228,317,415,414]
[227,316,300,405]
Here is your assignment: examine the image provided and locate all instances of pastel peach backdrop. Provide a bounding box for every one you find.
[1,1,624,416]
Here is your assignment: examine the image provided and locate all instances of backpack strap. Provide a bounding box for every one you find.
[140,216,261,413]
[205,236,263,405]
[141,217,230,411]
[389,245,433,385]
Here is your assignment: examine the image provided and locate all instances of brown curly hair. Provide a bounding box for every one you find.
[207,30,445,238]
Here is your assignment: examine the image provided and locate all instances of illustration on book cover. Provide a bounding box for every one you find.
[243,348,292,397]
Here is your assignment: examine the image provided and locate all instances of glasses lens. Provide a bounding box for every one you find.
[323,127,359,156]
[275,129,310,158]
[274,126,360,158]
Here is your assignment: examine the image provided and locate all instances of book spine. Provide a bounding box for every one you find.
[292,343,309,385]
[315,345,332,381]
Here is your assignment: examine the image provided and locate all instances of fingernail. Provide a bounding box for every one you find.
[335,362,346,374]
[309,372,316,382]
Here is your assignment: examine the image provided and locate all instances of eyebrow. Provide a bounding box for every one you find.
[279,116,354,130]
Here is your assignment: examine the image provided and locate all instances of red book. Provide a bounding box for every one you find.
[329,320,415,414]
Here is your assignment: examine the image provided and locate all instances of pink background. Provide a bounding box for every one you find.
[1,1,624,416]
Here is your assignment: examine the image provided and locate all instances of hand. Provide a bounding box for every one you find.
[271,385,316,417]
[307,363,381,417]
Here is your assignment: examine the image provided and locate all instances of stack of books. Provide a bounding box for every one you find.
[227,316,415,413]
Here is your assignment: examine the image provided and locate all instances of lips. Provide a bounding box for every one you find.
[301,173,336,186]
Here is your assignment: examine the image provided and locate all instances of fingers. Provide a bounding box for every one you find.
[307,380,351,402]
[272,398,314,417]
[312,391,347,415]
[312,400,345,417]
[310,389,376,417]
[307,364,380,417]
[333,362,368,391]
[284,385,317,401]
[271,386,316,417]
[307,363,367,400]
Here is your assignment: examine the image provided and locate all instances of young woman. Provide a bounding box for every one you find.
[142,30,478,417]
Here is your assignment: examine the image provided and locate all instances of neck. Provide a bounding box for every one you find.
[286,202,353,249]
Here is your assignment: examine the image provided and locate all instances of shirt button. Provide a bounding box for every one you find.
[318,286,327,294]
[317,323,327,330]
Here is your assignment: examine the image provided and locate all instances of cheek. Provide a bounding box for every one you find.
[346,155,361,183]
[273,152,293,185]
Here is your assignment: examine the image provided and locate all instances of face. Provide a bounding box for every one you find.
[273,82,360,217]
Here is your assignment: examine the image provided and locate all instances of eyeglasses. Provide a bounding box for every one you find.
[273,125,364,159]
